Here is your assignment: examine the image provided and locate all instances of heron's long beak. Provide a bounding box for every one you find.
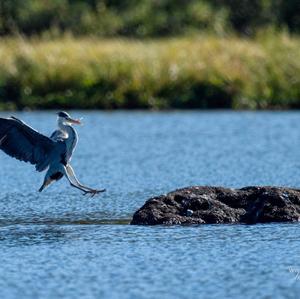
[66,117,82,125]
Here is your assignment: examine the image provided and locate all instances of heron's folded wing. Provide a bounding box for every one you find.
[50,129,66,142]
[0,117,56,171]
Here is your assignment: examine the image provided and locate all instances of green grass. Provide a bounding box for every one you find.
[0,33,299,110]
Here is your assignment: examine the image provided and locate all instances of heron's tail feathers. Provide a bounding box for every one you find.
[38,178,53,192]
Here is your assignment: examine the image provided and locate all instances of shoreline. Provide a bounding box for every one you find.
[0,35,299,110]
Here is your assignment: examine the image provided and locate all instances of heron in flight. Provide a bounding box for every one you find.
[0,111,105,196]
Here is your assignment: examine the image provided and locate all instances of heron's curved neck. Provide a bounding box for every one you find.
[58,119,78,141]
[57,119,78,159]
[58,118,68,131]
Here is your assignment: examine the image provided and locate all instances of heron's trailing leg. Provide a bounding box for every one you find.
[69,179,104,197]
[65,164,105,196]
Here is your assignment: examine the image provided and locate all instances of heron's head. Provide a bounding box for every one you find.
[57,111,81,125]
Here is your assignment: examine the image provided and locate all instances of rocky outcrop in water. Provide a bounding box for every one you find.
[131,186,300,225]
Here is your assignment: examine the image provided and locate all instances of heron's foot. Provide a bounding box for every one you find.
[83,189,106,197]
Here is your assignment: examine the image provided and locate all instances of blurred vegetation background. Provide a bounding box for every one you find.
[0,0,299,110]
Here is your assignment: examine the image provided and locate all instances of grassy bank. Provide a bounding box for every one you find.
[0,34,299,110]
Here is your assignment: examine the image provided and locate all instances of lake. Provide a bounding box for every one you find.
[0,111,300,298]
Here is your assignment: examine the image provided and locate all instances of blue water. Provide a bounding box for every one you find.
[0,111,300,299]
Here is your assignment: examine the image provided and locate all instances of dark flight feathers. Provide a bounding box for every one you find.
[0,117,55,172]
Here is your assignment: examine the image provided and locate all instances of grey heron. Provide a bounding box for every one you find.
[0,111,105,196]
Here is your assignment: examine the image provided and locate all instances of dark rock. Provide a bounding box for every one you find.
[131,186,300,225]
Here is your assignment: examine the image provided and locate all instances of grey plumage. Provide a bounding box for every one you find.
[0,112,105,196]
[0,116,62,172]
[50,129,65,141]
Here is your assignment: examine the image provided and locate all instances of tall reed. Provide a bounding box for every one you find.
[0,33,299,110]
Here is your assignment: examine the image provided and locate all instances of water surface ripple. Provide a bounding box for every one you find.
[0,111,300,299]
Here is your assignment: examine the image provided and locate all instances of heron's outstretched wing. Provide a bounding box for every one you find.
[0,117,56,172]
